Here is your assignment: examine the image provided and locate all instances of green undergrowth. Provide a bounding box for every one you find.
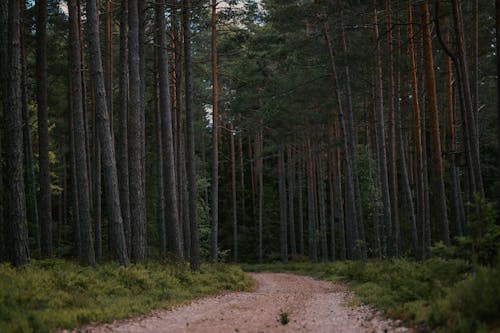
[243,259,500,332]
[0,259,254,333]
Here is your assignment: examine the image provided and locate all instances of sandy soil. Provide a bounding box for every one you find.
[74,272,411,333]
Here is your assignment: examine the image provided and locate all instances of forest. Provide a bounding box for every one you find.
[1,0,500,332]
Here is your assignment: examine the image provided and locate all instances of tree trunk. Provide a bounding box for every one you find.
[316,153,328,261]
[321,19,360,259]
[444,17,466,237]
[278,146,288,263]
[105,0,113,137]
[339,9,366,259]
[128,0,146,261]
[306,136,317,262]
[421,1,450,245]
[2,0,30,266]
[210,0,219,262]
[153,22,166,257]
[118,0,131,253]
[256,131,264,262]
[497,0,500,163]
[36,0,53,258]
[183,0,200,270]
[451,0,483,195]
[385,0,400,256]
[87,0,129,266]
[407,0,425,260]
[68,0,95,266]
[156,0,183,259]
[21,1,39,254]
[373,0,393,256]
[230,122,238,262]
[395,4,418,257]
[296,145,305,256]
[287,146,297,255]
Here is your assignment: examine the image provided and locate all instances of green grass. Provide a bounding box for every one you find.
[0,259,254,333]
[243,259,500,332]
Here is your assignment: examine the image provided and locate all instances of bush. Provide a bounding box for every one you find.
[0,260,253,333]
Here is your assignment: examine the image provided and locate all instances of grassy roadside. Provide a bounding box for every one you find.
[242,259,500,333]
[0,259,254,333]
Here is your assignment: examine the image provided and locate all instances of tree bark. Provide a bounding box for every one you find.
[128,0,146,261]
[21,1,39,253]
[183,0,200,270]
[278,146,288,263]
[36,0,53,258]
[118,0,131,253]
[385,0,400,256]
[421,1,450,245]
[86,0,129,266]
[256,131,264,262]
[407,0,425,260]
[373,0,393,256]
[2,0,30,266]
[296,145,305,256]
[210,0,220,262]
[157,0,183,259]
[153,22,167,257]
[230,122,238,261]
[306,136,317,262]
[287,146,297,255]
[451,0,483,195]
[316,153,328,261]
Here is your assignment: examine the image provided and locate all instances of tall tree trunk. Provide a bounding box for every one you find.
[157,0,183,259]
[339,9,366,259]
[306,136,317,262]
[238,122,246,236]
[128,0,146,261]
[407,0,425,260]
[296,145,305,256]
[316,153,328,261]
[183,0,200,270]
[2,0,30,267]
[92,100,102,259]
[256,131,264,262]
[497,0,500,163]
[87,0,129,266]
[36,0,53,258]
[153,23,166,257]
[0,0,6,262]
[118,0,131,253]
[105,0,113,137]
[68,0,95,266]
[210,0,220,262]
[230,122,238,261]
[451,0,483,195]
[321,18,359,259]
[385,0,400,255]
[395,5,418,257]
[328,149,336,261]
[421,1,450,245]
[278,146,288,263]
[472,0,479,138]
[287,146,297,255]
[21,1,39,254]
[373,0,393,256]
[445,18,466,237]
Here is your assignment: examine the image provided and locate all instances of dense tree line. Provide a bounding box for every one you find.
[0,0,499,267]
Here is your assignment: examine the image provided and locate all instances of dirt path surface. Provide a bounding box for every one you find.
[78,273,410,333]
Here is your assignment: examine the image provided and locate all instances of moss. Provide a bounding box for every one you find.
[0,260,253,333]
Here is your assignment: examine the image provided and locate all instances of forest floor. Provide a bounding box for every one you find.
[77,272,410,333]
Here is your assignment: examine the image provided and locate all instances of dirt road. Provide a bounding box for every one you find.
[79,273,410,333]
